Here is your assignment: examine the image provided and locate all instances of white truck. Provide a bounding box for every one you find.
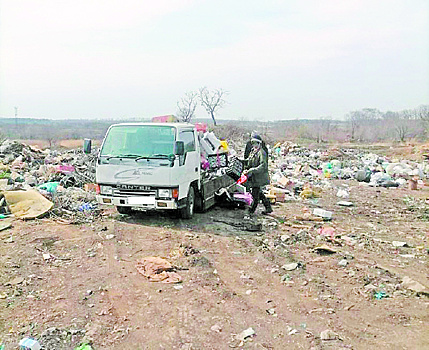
[93,122,233,218]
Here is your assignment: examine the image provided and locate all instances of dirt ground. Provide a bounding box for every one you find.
[1,177,429,349]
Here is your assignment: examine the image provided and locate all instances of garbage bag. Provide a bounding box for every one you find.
[355,168,371,182]
[233,193,253,205]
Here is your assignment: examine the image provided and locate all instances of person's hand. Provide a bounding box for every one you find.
[243,169,248,175]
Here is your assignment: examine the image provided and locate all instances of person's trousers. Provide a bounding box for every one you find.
[249,186,272,214]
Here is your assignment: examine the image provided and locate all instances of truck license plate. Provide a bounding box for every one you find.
[128,197,156,205]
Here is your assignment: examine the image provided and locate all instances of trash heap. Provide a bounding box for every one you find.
[267,143,429,204]
[196,134,429,209]
[0,140,99,223]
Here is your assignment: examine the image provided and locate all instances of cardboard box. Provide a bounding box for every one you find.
[277,176,289,187]
[84,183,98,192]
[276,192,286,202]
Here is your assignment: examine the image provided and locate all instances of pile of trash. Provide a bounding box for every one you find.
[0,140,99,223]
[1,137,428,223]
[197,134,428,211]
[272,140,302,156]
[267,144,429,204]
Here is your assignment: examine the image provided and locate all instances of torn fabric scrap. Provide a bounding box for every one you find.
[136,256,182,283]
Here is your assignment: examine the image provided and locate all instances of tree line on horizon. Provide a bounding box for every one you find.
[175,88,429,143]
[0,97,428,146]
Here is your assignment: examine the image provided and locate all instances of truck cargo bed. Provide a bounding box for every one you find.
[201,173,234,211]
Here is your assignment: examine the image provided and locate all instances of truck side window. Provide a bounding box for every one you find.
[179,131,196,153]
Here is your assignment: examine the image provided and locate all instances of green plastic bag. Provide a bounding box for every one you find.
[37,181,60,193]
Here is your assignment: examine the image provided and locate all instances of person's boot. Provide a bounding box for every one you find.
[261,197,273,215]
[244,209,255,220]
[262,208,273,215]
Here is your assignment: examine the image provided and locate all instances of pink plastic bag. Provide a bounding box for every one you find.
[233,193,253,205]
[56,164,75,174]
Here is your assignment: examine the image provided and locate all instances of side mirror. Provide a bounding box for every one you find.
[174,141,184,155]
[83,139,92,154]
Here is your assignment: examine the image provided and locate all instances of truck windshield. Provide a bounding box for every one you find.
[100,125,175,158]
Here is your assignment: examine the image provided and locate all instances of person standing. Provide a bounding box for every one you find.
[244,131,268,161]
[244,132,253,162]
[242,134,273,217]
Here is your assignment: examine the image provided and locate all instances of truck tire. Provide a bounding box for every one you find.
[180,186,195,219]
[194,191,204,213]
[116,206,132,215]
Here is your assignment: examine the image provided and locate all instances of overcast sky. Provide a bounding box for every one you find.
[0,0,428,121]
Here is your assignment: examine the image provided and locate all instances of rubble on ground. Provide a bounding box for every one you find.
[0,139,98,224]
[1,137,428,225]
[267,142,429,203]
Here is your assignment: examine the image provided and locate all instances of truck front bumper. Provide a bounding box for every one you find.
[96,195,178,210]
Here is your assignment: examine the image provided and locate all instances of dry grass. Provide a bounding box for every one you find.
[18,139,101,150]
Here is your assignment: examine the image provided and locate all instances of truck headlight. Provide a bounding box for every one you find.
[157,189,171,198]
[100,185,113,195]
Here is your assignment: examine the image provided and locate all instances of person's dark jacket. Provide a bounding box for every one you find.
[246,147,270,187]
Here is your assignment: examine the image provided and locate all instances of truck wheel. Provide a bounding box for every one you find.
[180,186,195,219]
[116,206,132,215]
[194,191,204,213]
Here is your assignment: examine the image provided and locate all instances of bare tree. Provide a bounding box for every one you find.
[0,129,7,145]
[416,105,429,137]
[395,109,416,142]
[416,105,429,121]
[176,91,198,123]
[321,117,333,142]
[346,112,361,141]
[44,127,58,149]
[346,108,382,141]
[395,120,409,142]
[198,87,228,126]
[311,121,323,143]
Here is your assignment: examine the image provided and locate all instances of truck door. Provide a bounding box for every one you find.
[176,129,199,198]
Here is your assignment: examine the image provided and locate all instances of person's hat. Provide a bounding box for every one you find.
[251,134,262,143]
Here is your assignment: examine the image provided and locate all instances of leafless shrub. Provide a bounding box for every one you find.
[177,91,198,123]
[211,123,249,143]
